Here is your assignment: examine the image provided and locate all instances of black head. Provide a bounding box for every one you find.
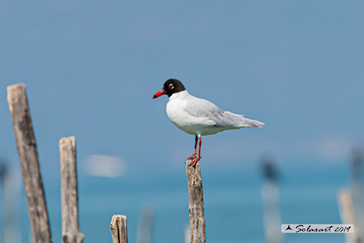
[153,78,186,99]
[163,79,186,97]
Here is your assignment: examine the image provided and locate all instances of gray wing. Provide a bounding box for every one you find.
[184,96,243,128]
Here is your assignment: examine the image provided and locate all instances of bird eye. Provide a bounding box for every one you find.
[169,84,174,89]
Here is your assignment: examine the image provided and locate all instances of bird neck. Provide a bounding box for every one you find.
[169,90,189,100]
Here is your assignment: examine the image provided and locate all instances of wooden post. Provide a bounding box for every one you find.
[110,215,128,243]
[186,162,206,243]
[184,224,191,243]
[337,189,356,243]
[60,136,84,243]
[137,206,154,243]
[3,167,22,243]
[260,157,283,243]
[7,84,52,243]
[350,148,364,243]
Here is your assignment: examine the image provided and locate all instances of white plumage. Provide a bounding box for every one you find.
[166,90,264,136]
[153,78,264,166]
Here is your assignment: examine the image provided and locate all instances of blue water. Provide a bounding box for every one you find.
[0,161,352,243]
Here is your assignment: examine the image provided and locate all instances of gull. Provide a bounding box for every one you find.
[153,78,264,166]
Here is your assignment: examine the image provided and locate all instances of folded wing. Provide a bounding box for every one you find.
[184,96,264,128]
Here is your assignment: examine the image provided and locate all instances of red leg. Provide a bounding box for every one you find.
[186,135,198,161]
[188,135,202,167]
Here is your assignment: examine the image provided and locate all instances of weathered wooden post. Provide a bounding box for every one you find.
[337,189,356,243]
[110,215,128,243]
[60,136,84,243]
[7,84,52,243]
[186,162,206,243]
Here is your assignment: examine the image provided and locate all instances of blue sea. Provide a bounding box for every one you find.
[0,160,353,243]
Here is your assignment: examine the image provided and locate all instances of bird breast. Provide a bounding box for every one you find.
[166,95,225,136]
[166,98,197,134]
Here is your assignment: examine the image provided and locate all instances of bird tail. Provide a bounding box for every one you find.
[242,117,264,128]
[224,111,264,128]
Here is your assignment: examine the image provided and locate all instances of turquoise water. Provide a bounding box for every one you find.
[2,160,353,243]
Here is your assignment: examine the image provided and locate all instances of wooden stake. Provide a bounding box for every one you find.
[184,224,191,243]
[7,84,51,243]
[337,189,356,243]
[186,162,206,243]
[60,136,84,243]
[110,215,128,243]
[351,148,364,242]
[260,158,283,243]
[137,206,154,243]
[261,181,283,243]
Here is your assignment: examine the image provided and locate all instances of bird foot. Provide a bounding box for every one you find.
[185,154,197,162]
[187,157,201,167]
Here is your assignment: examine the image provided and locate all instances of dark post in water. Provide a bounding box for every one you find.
[260,155,283,243]
[350,147,364,243]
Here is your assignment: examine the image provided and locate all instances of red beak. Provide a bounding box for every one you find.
[153,90,167,99]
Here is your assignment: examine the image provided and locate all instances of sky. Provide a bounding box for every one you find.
[1,0,364,176]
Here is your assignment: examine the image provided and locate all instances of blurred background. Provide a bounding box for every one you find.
[1,0,364,242]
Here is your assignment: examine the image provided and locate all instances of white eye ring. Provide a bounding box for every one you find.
[169,84,174,89]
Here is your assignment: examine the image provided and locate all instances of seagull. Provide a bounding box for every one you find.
[153,78,264,167]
